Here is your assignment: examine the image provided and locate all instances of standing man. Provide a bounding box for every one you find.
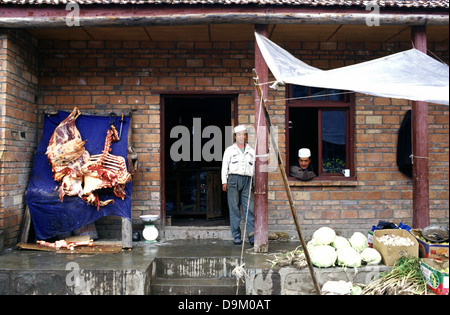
[221,125,255,245]
[290,148,317,181]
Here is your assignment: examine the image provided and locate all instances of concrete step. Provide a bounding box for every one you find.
[155,257,241,278]
[151,277,245,295]
[151,256,246,295]
[163,226,232,240]
[0,248,152,295]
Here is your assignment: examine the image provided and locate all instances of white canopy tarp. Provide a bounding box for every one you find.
[255,33,449,106]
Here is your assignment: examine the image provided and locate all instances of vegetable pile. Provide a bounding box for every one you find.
[307,227,381,268]
[268,246,307,269]
[377,234,415,247]
[321,280,362,295]
[361,256,428,295]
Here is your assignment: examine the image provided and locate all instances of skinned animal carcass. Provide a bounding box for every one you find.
[46,107,90,201]
[46,108,132,210]
[81,125,132,210]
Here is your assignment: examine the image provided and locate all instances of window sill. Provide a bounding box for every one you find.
[288,177,358,187]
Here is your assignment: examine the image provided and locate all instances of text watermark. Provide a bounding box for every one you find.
[66,2,80,27]
[365,2,380,27]
[169,118,279,173]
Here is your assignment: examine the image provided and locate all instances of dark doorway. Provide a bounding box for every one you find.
[163,95,235,226]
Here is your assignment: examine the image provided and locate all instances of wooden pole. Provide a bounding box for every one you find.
[253,24,269,253]
[253,69,321,295]
[411,26,430,229]
[0,9,448,29]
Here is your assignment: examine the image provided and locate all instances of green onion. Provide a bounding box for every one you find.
[361,256,428,295]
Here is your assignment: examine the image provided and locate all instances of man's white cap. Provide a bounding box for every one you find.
[234,125,247,133]
[298,148,311,158]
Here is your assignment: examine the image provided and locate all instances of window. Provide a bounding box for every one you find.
[287,85,354,179]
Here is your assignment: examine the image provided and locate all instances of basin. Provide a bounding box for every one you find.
[140,215,159,242]
[140,215,159,223]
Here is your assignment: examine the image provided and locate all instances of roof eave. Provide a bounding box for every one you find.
[0,4,448,28]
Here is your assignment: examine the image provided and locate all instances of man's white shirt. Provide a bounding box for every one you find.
[221,143,255,184]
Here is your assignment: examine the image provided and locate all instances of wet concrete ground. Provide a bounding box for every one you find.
[0,239,390,295]
[0,239,298,294]
[0,239,290,271]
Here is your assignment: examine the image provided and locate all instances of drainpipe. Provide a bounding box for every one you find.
[411,26,430,229]
[254,24,269,253]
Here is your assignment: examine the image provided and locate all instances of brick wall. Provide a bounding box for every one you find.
[0,30,39,247]
[37,40,257,234]
[36,39,449,238]
[1,36,447,245]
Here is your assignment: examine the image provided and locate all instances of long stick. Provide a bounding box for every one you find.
[253,69,321,295]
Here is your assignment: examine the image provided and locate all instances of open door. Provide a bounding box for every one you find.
[206,171,222,219]
[162,95,236,225]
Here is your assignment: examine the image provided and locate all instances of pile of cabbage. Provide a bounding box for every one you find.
[307,227,382,268]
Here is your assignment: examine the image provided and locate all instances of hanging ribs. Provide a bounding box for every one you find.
[82,125,132,210]
[46,107,90,201]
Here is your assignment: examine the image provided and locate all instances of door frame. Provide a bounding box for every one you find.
[160,92,239,229]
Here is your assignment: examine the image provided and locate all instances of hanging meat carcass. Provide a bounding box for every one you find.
[46,107,90,201]
[81,125,132,210]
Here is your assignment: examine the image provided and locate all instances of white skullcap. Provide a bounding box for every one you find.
[234,125,247,133]
[298,148,311,158]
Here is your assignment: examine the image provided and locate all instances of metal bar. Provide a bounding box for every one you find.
[253,69,322,295]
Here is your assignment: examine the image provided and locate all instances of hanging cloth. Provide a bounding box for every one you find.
[397,110,413,178]
[255,33,449,106]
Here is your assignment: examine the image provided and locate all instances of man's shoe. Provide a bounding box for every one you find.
[249,235,254,246]
[233,236,242,245]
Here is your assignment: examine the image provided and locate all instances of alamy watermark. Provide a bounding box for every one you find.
[169,118,279,173]
[66,2,80,27]
[65,262,86,293]
[365,2,380,27]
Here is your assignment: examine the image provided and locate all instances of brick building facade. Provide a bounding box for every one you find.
[0,2,448,248]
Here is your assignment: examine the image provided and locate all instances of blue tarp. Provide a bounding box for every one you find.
[26,111,132,240]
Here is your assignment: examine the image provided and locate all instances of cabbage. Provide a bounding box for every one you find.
[351,285,363,295]
[349,232,368,253]
[322,281,353,295]
[311,227,336,245]
[306,240,316,252]
[361,247,382,265]
[336,246,361,268]
[331,236,351,250]
[310,245,337,268]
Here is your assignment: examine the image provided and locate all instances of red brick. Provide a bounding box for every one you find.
[323,210,340,219]
[311,192,328,200]
[87,77,105,85]
[123,77,140,86]
[92,95,109,104]
[329,191,347,200]
[366,191,383,200]
[341,210,357,219]
[56,96,73,105]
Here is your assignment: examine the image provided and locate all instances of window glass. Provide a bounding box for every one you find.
[310,87,327,100]
[328,89,345,101]
[321,111,346,174]
[291,85,309,99]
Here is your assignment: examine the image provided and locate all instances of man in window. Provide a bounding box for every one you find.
[290,148,317,181]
